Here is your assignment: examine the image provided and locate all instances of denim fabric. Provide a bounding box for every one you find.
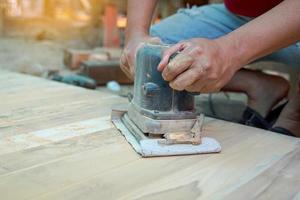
[150,4,300,69]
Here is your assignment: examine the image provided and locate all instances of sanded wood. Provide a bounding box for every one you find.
[0,70,299,200]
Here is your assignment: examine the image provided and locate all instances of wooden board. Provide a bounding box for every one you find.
[0,70,300,200]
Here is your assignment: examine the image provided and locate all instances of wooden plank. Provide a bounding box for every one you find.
[0,133,139,200]
[0,116,111,155]
[0,71,127,138]
[224,145,300,199]
[31,126,299,200]
[0,70,300,200]
[0,129,121,176]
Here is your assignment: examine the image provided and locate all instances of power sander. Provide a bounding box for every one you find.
[111,43,221,157]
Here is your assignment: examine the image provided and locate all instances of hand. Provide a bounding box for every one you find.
[157,38,241,93]
[120,36,161,79]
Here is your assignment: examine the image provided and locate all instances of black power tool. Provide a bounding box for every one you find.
[111,43,221,157]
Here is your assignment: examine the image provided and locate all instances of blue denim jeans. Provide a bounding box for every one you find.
[150,4,300,69]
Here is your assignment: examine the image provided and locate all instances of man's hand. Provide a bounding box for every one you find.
[157,38,241,93]
[120,36,161,79]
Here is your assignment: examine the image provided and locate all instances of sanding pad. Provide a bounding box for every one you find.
[111,105,221,157]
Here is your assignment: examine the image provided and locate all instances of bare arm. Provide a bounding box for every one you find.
[159,0,300,92]
[120,0,160,78]
[125,0,158,42]
[221,0,300,69]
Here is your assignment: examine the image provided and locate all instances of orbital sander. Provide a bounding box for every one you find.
[111,43,221,157]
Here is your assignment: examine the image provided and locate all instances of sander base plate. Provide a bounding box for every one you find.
[111,105,221,157]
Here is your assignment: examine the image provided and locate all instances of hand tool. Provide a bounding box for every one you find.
[111,43,221,157]
[51,74,97,89]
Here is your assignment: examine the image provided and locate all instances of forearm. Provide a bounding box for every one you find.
[126,0,158,42]
[219,0,300,69]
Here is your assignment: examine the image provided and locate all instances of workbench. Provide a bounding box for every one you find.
[1,70,300,200]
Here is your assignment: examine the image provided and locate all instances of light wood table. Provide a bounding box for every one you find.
[0,71,299,200]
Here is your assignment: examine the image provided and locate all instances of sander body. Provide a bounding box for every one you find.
[111,44,221,157]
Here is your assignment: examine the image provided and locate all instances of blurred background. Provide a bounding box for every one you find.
[0,0,298,122]
[0,0,213,46]
[0,0,217,72]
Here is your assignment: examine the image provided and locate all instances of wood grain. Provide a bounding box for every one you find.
[0,70,300,200]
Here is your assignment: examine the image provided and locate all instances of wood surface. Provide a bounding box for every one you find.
[0,70,300,200]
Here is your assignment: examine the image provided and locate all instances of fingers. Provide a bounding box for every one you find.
[169,67,199,91]
[156,38,233,93]
[162,52,194,81]
[157,42,185,71]
[120,36,164,81]
[185,79,221,93]
[120,53,129,73]
[120,53,134,80]
[200,84,221,93]
[185,78,208,92]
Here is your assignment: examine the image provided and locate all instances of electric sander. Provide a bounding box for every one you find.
[111,43,221,157]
